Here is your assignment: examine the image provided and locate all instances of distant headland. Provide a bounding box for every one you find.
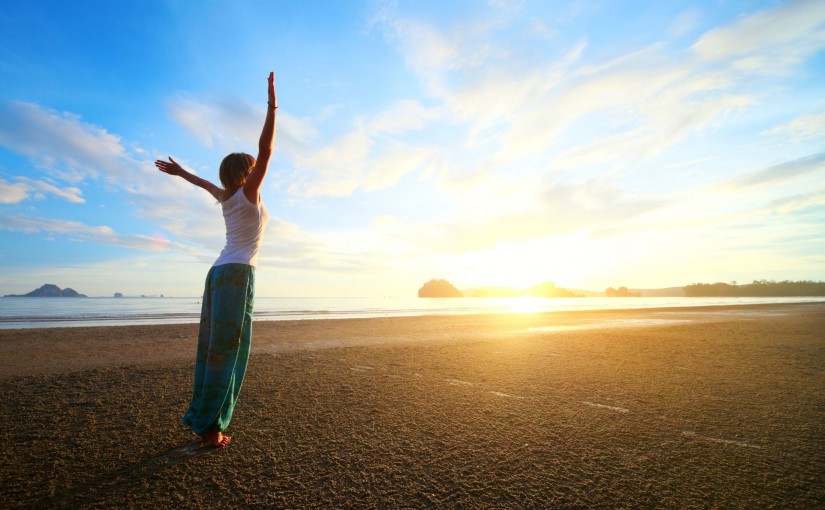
[418,279,825,298]
[418,279,584,298]
[4,284,87,298]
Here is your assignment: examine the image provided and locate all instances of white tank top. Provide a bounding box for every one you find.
[213,189,269,268]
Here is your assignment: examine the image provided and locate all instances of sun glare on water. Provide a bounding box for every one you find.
[505,296,551,314]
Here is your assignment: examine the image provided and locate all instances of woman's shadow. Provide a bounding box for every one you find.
[40,440,216,507]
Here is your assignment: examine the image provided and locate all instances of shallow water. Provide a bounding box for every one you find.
[0,295,822,329]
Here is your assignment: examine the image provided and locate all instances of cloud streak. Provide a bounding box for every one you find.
[725,151,825,189]
[0,101,125,183]
[691,0,825,74]
[0,214,202,255]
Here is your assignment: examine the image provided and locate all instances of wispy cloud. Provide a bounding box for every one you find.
[278,99,442,198]
[669,9,701,37]
[166,94,323,165]
[725,151,825,189]
[358,0,825,255]
[764,110,825,143]
[763,188,825,215]
[0,176,84,204]
[0,214,202,255]
[165,93,439,199]
[383,179,669,254]
[167,94,261,150]
[691,0,825,75]
[0,101,125,183]
[18,177,85,203]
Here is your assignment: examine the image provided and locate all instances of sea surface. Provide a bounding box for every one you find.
[1,295,823,329]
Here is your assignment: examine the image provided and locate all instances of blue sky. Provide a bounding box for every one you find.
[1,0,824,297]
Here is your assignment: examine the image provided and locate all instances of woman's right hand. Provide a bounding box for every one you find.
[155,156,184,176]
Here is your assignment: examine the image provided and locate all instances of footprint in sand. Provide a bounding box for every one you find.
[490,391,527,400]
[581,401,629,413]
[681,430,762,449]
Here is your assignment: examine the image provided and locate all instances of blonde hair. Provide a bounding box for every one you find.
[219,152,256,200]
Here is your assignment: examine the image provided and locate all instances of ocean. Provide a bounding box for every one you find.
[1,295,823,329]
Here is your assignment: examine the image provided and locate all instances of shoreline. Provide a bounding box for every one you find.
[1,301,823,379]
[2,296,823,330]
[1,302,823,508]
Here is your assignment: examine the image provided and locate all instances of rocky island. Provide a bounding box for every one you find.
[4,284,87,297]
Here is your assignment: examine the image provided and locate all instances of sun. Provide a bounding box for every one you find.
[460,235,598,291]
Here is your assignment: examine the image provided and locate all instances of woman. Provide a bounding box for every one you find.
[155,71,277,448]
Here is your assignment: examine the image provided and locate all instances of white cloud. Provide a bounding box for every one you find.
[722,151,825,189]
[765,110,825,142]
[166,94,325,168]
[691,0,825,74]
[382,178,668,254]
[282,98,442,198]
[669,9,701,37]
[167,94,260,150]
[0,214,202,255]
[0,176,85,204]
[364,145,436,192]
[764,188,825,215]
[365,100,441,135]
[17,177,85,203]
[0,101,125,183]
[373,0,824,175]
[363,0,824,230]
[0,178,30,204]
[380,19,459,98]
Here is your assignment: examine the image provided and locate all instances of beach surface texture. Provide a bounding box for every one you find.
[1,303,823,509]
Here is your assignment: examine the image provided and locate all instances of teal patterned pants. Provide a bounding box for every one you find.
[182,263,255,434]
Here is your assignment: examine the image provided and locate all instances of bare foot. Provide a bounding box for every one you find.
[200,431,231,448]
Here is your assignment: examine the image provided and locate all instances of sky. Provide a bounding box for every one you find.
[0,0,824,298]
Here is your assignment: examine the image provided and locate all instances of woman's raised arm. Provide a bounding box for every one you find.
[243,72,277,203]
[155,156,223,201]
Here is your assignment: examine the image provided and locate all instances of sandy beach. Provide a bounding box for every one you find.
[1,303,823,509]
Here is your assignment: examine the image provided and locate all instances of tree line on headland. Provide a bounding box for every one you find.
[683,280,825,297]
[419,279,825,298]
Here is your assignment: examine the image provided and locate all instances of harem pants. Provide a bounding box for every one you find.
[182,263,254,434]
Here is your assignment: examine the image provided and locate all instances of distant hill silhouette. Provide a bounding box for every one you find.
[418,279,463,298]
[605,286,641,297]
[420,280,584,298]
[527,282,581,298]
[4,284,87,297]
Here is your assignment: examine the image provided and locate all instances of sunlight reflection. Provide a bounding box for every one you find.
[505,296,550,314]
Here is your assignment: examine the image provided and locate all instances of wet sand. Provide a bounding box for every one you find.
[1,303,823,508]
